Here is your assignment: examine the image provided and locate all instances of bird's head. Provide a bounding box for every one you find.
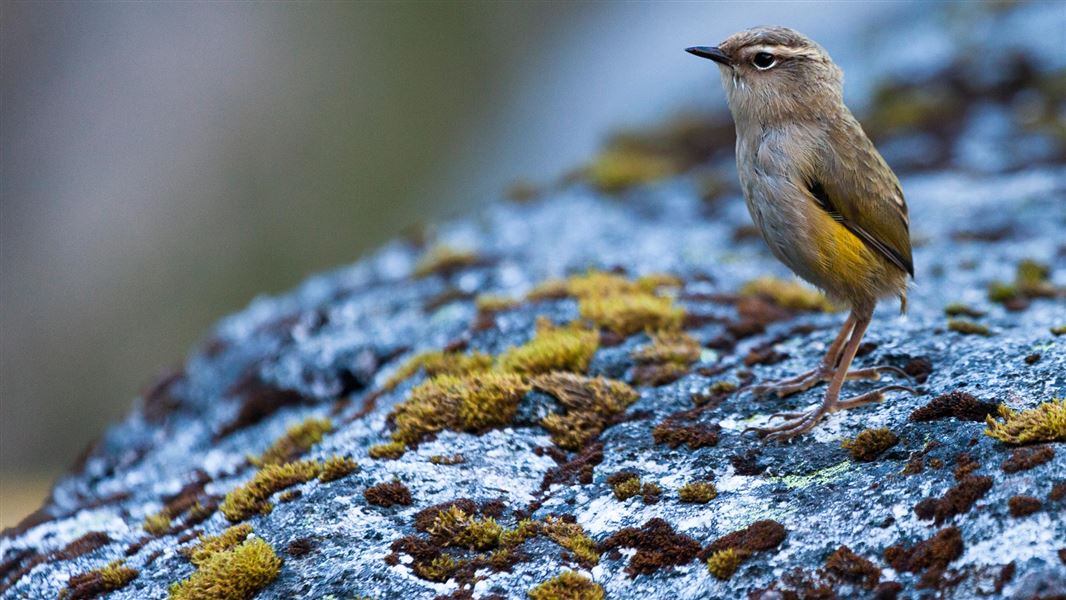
[687,27,843,126]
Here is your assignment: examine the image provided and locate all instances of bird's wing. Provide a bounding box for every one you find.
[808,116,914,278]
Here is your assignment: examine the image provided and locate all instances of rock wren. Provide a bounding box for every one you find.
[687,27,918,441]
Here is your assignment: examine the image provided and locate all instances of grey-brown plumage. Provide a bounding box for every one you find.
[687,27,919,440]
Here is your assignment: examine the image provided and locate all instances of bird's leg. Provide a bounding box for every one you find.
[746,310,919,442]
[748,312,912,399]
[748,312,854,397]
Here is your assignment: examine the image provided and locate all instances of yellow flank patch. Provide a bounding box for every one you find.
[810,216,879,290]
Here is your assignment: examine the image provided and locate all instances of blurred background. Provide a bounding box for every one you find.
[1,2,1061,526]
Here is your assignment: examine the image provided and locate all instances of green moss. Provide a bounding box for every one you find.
[500,519,541,548]
[985,400,1066,445]
[583,147,676,193]
[678,482,717,504]
[1052,325,1066,336]
[608,472,642,501]
[635,273,684,293]
[579,292,683,336]
[184,524,253,567]
[1016,259,1052,295]
[60,560,138,599]
[739,276,836,312]
[252,417,333,467]
[534,373,638,450]
[169,537,281,600]
[427,505,502,551]
[382,350,493,391]
[542,517,599,567]
[497,324,599,375]
[318,455,359,482]
[143,511,172,536]
[947,319,992,336]
[413,554,458,582]
[944,303,985,318]
[706,548,746,580]
[841,428,899,461]
[987,281,1020,303]
[528,571,604,600]
[220,460,321,522]
[368,441,407,460]
[412,245,481,278]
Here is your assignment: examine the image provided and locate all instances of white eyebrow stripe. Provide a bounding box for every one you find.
[747,44,819,60]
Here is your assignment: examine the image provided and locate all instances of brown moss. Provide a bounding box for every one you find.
[217,377,315,439]
[220,460,321,522]
[739,277,835,312]
[884,526,963,576]
[641,482,662,505]
[1049,481,1066,502]
[915,475,993,524]
[701,520,787,559]
[286,538,314,558]
[947,319,992,336]
[678,482,717,504]
[909,391,998,422]
[652,420,720,450]
[1001,445,1055,473]
[1008,495,1041,517]
[541,443,603,490]
[59,560,138,600]
[841,428,899,462]
[693,380,737,407]
[382,350,494,392]
[903,357,934,383]
[252,417,333,467]
[825,545,881,590]
[497,325,599,375]
[527,571,604,600]
[706,548,747,580]
[364,481,413,507]
[599,518,701,577]
[413,245,482,278]
[985,400,1066,445]
[318,455,359,482]
[169,537,281,600]
[534,373,638,450]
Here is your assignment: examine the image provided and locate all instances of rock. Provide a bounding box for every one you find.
[2,4,1064,599]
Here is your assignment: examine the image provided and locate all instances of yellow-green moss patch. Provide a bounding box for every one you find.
[739,277,836,312]
[985,400,1066,445]
[944,303,984,318]
[169,536,281,600]
[427,505,502,551]
[579,293,683,336]
[542,517,599,567]
[252,417,333,467]
[220,460,321,522]
[184,523,253,566]
[528,570,604,600]
[383,350,493,391]
[497,324,599,375]
[368,441,407,460]
[143,511,172,536]
[476,294,519,313]
[318,455,359,482]
[583,147,677,194]
[678,482,717,503]
[947,319,992,336]
[706,548,746,580]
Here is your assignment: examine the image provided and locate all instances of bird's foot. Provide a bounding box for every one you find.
[748,365,911,399]
[744,384,921,442]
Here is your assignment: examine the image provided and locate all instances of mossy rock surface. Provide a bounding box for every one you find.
[3,5,1066,599]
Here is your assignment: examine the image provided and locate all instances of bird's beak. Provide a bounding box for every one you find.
[685,46,731,66]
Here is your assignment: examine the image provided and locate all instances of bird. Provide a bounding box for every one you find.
[686,27,919,441]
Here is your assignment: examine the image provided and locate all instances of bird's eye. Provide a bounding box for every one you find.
[752,52,776,70]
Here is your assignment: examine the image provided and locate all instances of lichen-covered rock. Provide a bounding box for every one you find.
[3,4,1065,599]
